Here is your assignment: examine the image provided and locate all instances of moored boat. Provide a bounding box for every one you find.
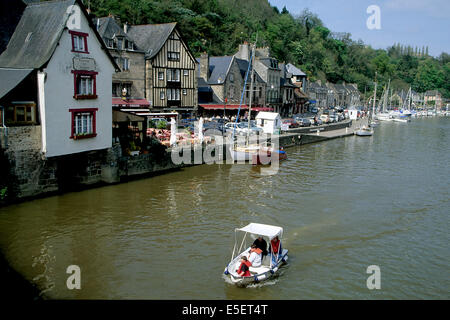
[355,126,373,136]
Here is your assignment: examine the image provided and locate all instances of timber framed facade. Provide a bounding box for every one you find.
[146,30,197,114]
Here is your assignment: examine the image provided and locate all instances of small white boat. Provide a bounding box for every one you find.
[375,112,392,121]
[355,126,373,136]
[223,223,288,286]
[392,118,409,123]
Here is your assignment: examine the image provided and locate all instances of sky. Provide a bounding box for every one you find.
[269,0,450,57]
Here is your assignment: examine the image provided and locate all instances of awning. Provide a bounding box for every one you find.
[199,104,249,110]
[113,110,146,122]
[112,98,150,107]
[236,223,283,240]
[252,107,274,112]
[0,68,33,99]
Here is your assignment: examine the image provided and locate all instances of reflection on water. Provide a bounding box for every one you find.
[0,117,449,299]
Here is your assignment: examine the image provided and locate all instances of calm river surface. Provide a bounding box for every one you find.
[0,117,449,299]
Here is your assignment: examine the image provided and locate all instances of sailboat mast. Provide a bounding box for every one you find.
[408,87,412,110]
[384,79,390,113]
[371,72,377,122]
[247,40,256,145]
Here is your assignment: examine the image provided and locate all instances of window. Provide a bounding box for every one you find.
[158,72,164,80]
[229,74,234,82]
[167,69,180,82]
[182,89,187,95]
[183,70,189,76]
[160,90,165,100]
[69,30,88,53]
[69,108,97,139]
[168,51,180,61]
[167,88,180,101]
[5,102,36,125]
[122,58,129,71]
[107,39,115,49]
[72,70,98,99]
[117,37,123,50]
[125,40,134,50]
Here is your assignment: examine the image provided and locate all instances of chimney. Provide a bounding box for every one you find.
[123,22,128,34]
[237,42,250,61]
[200,52,209,81]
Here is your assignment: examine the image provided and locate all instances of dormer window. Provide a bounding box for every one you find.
[117,37,123,50]
[107,39,115,49]
[125,39,134,50]
[69,30,89,53]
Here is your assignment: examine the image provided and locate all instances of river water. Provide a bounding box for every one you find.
[0,117,448,299]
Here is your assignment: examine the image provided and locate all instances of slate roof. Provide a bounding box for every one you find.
[0,0,74,68]
[235,58,264,84]
[97,17,127,39]
[258,57,280,71]
[0,67,33,99]
[0,0,119,70]
[285,63,306,77]
[127,23,176,59]
[206,56,233,85]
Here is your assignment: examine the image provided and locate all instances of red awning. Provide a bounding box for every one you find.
[252,107,274,112]
[199,104,249,110]
[112,98,150,107]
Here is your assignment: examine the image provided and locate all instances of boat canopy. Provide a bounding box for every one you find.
[236,223,283,240]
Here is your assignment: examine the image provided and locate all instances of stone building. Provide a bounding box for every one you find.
[307,81,328,109]
[197,51,267,117]
[96,17,146,102]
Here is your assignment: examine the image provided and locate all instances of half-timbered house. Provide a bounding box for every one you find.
[127,23,198,118]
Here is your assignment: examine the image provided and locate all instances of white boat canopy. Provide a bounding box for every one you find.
[236,223,283,240]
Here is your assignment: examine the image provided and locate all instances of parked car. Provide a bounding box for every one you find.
[311,107,319,113]
[225,122,262,136]
[203,122,226,134]
[329,114,339,123]
[319,114,330,123]
[296,117,311,127]
[282,118,300,128]
[237,122,263,135]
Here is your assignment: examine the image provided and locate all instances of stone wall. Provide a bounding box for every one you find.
[0,126,59,199]
[0,127,183,203]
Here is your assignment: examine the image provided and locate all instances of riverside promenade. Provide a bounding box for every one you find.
[277,118,368,149]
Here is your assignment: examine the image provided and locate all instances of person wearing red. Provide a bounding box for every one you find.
[269,236,282,265]
[236,256,251,277]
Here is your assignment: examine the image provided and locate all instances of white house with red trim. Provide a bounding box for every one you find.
[0,0,119,158]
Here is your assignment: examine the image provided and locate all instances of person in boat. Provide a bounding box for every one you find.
[252,236,268,257]
[236,256,251,277]
[269,236,282,265]
[248,244,263,267]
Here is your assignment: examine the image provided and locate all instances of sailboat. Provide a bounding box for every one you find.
[391,87,412,122]
[229,39,285,165]
[375,79,393,121]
